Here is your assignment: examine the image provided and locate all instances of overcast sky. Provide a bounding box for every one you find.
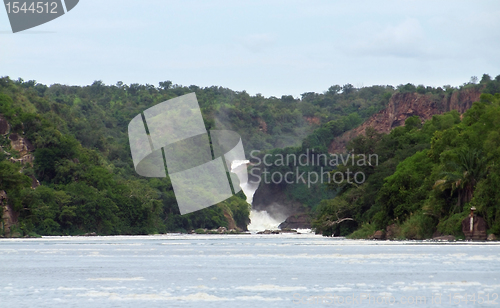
[1,0,499,97]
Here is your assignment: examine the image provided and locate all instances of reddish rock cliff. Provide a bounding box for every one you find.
[1,190,19,237]
[329,88,482,153]
[8,132,35,165]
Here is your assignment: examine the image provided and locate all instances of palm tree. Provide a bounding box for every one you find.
[433,148,489,213]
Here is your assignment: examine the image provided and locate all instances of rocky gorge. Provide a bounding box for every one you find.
[252,87,483,229]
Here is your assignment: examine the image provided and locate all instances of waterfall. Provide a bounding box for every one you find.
[247,210,283,231]
[230,160,258,204]
[230,160,285,231]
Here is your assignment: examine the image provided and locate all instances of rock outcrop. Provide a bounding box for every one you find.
[1,191,19,237]
[0,115,10,135]
[385,224,400,239]
[30,175,40,189]
[8,132,35,166]
[252,182,307,220]
[252,88,482,225]
[9,154,34,165]
[278,213,312,229]
[9,133,34,156]
[304,116,321,125]
[222,209,238,231]
[257,118,267,133]
[329,88,482,153]
[1,116,41,236]
[371,230,386,240]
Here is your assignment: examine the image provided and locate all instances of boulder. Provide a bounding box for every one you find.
[280,228,298,233]
[278,213,312,229]
[487,234,497,241]
[386,224,400,239]
[257,229,280,234]
[372,230,386,240]
[257,230,270,234]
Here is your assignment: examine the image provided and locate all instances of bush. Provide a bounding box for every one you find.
[399,213,436,239]
[437,211,468,237]
[348,223,376,239]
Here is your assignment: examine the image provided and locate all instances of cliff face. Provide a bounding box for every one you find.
[252,181,306,218]
[8,133,35,165]
[329,88,482,153]
[278,213,312,229]
[1,190,19,237]
[1,117,39,237]
[252,88,482,226]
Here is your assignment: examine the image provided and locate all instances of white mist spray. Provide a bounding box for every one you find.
[247,210,284,231]
[230,160,284,231]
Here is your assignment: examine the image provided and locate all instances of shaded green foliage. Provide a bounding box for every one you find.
[3,74,500,238]
[315,75,500,238]
[5,76,393,235]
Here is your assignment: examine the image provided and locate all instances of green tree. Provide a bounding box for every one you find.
[433,148,489,212]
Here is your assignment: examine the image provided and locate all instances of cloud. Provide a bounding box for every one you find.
[349,18,427,58]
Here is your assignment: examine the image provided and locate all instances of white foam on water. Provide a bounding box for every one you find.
[235,295,283,301]
[86,277,145,281]
[235,284,307,292]
[379,292,393,297]
[411,281,482,287]
[57,287,88,291]
[167,293,228,301]
[247,210,284,231]
[77,291,118,297]
[323,287,352,292]
[76,291,229,301]
[231,159,288,232]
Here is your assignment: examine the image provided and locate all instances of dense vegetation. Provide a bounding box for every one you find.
[250,78,489,214]
[313,74,500,239]
[0,76,391,236]
[2,73,499,239]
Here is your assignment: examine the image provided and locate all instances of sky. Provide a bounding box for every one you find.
[1,0,499,98]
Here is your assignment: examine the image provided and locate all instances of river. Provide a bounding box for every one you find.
[1,234,500,307]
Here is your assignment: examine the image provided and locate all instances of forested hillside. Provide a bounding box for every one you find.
[314,74,500,239]
[0,76,391,236]
[2,74,499,238]
[252,77,488,218]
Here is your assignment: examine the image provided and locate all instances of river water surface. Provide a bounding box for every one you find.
[1,234,500,307]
